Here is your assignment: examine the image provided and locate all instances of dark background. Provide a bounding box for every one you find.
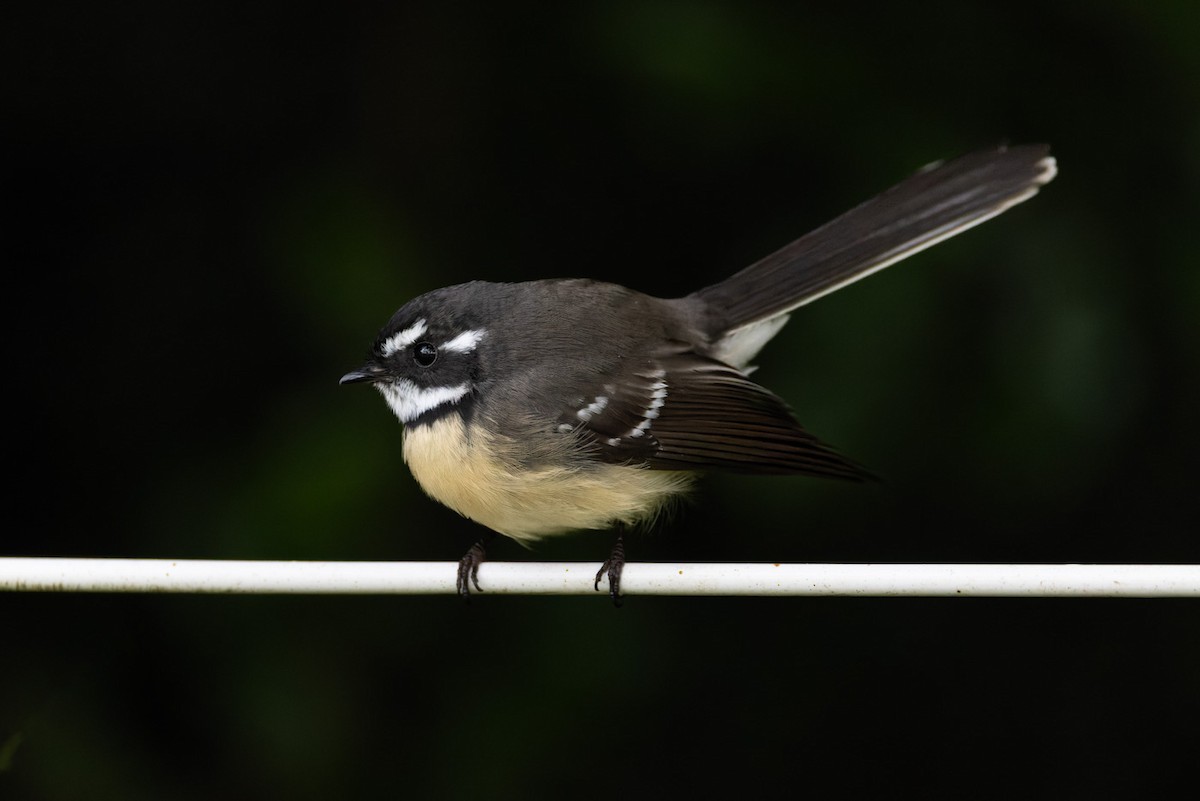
[5,1,1199,797]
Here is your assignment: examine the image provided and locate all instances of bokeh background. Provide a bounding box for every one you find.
[5,1,1199,797]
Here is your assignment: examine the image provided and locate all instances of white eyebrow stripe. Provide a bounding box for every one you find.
[441,329,487,353]
[376,379,469,424]
[381,319,428,357]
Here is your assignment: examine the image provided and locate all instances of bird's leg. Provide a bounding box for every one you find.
[594,526,626,607]
[457,531,496,599]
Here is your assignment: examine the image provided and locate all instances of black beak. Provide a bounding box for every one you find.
[339,364,385,385]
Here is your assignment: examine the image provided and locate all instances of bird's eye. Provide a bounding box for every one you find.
[413,342,438,367]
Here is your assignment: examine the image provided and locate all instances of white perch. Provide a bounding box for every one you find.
[2,558,1199,597]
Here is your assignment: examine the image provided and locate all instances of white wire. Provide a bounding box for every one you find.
[2,558,1199,596]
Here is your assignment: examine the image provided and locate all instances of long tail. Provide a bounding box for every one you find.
[691,144,1056,338]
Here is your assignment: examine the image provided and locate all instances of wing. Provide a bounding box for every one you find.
[555,345,872,480]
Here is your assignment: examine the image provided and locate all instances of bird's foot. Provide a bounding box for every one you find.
[457,535,492,599]
[594,531,626,607]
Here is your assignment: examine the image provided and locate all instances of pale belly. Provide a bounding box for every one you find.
[402,415,694,542]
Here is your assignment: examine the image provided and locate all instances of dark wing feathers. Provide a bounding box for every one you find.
[557,348,872,480]
[549,146,1055,483]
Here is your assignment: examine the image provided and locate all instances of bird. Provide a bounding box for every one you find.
[340,144,1057,603]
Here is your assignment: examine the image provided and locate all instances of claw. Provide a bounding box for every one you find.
[456,534,493,599]
[594,531,626,607]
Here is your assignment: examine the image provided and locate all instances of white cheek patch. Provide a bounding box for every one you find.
[377,379,469,424]
[441,328,486,353]
[381,319,428,357]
